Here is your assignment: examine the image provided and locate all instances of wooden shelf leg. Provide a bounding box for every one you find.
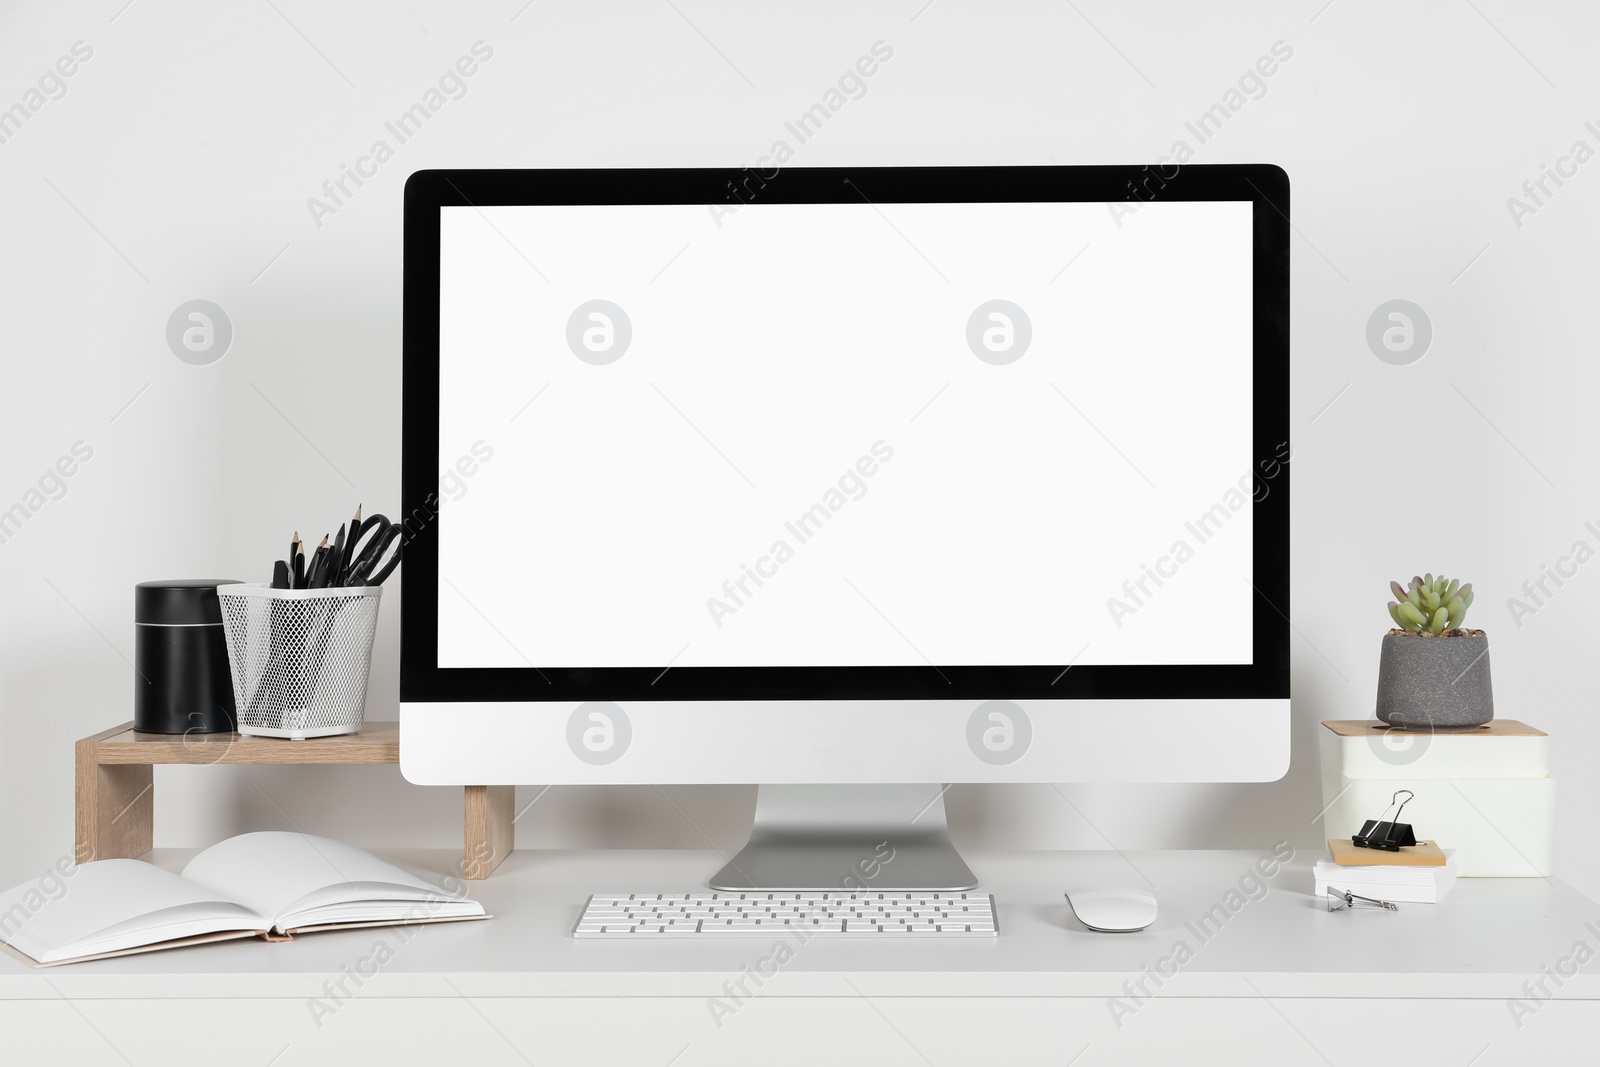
[463,785,513,879]
[75,737,153,864]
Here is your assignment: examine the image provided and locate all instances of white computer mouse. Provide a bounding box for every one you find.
[1065,888,1158,932]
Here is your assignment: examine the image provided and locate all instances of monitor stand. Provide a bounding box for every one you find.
[709,784,978,891]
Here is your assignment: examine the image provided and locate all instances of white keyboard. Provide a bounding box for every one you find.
[574,892,998,938]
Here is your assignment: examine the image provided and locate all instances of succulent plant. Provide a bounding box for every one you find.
[1387,573,1473,634]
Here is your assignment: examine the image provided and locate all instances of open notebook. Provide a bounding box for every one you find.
[0,833,488,967]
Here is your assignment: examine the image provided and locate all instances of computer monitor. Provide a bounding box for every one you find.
[399,166,1290,890]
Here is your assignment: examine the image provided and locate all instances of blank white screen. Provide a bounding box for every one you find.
[437,200,1254,668]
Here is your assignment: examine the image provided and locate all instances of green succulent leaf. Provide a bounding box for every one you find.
[1388,574,1475,632]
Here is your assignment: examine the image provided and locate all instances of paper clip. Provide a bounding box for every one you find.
[1353,789,1417,852]
[1327,887,1399,912]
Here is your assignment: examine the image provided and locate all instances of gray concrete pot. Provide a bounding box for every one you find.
[1375,632,1494,730]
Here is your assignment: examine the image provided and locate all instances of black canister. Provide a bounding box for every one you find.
[134,579,242,734]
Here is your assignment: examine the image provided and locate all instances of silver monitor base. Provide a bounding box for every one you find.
[709,784,978,891]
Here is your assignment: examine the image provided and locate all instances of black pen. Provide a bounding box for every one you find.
[271,559,290,589]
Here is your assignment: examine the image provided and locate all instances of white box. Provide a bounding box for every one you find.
[1318,720,1555,877]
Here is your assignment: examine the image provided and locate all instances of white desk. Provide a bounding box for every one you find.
[3,849,1596,1065]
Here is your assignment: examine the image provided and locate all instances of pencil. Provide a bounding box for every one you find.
[329,523,347,587]
[339,505,363,586]
[292,542,306,589]
[307,535,330,589]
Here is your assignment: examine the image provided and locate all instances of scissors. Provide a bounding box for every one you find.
[341,512,403,587]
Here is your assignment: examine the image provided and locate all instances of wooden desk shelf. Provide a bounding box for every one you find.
[74,722,512,878]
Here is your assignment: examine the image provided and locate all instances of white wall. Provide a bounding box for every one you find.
[2,0,1596,898]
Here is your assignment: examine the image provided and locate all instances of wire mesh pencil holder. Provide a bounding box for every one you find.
[216,584,383,738]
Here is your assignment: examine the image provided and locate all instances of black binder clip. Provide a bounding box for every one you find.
[1353,789,1417,851]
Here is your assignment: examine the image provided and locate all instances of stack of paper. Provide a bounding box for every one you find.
[1313,838,1458,904]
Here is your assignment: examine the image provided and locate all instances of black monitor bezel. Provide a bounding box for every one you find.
[402,165,1290,702]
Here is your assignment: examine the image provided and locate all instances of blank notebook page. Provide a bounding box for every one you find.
[181,832,452,924]
[0,860,264,963]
